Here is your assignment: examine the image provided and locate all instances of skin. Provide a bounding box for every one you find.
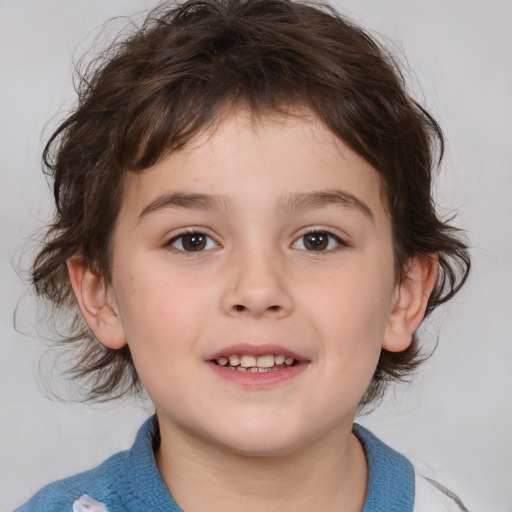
[69,108,437,511]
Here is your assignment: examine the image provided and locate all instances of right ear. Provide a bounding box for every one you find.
[67,256,127,349]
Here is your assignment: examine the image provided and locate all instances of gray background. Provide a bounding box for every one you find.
[1,1,511,510]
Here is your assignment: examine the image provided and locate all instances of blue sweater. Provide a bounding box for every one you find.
[15,417,415,512]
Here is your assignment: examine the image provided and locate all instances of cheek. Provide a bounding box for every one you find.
[313,286,387,401]
[303,271,393,340]
[112,265,216,384]
[299,265,394,388]
[113,273,209,406]
[116,262,208,332]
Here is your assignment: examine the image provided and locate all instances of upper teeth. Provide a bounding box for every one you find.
[215,354,295,368]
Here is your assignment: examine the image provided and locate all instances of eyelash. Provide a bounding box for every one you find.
[166,229,347,254]
[291,229,347,253]
[166,230,219,253]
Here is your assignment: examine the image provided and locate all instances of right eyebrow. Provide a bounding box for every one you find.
[138,192,235,222]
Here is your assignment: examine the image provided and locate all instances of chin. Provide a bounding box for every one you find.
[223,439,300,458]
[208,421,309,458]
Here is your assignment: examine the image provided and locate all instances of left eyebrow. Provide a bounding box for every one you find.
[277,190,374,222]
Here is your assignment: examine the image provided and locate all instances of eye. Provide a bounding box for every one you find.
[292,230,345,252]
[168,231,218,252]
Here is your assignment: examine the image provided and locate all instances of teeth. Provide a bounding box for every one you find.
[216,353,296,370]
[228,355,240,366]
[256,355,275,368]
[237,367,276,372]
[240,355,257,368]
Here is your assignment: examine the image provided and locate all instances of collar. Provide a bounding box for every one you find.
[353,424,415,512]
[125,416,182,511]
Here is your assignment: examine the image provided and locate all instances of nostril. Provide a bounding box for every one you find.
[228,302,288,317]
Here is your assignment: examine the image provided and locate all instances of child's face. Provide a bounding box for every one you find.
[105,109,405,455]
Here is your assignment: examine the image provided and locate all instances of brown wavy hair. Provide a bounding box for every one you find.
[32,0,470,403]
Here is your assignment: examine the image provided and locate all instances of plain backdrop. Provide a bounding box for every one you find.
[1,1,511,510]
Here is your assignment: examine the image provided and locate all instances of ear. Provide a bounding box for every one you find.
[67,256,127,349]
[383,255,438,352]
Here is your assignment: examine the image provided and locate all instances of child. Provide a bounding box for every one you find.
[16,0,471,510]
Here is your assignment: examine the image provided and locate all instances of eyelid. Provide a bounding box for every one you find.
[291,228,348,252]
[166,228,220,252]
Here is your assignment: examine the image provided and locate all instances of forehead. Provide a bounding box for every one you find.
[119,108,388,224]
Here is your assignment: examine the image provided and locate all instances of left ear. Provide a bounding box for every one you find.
[383,255,438,352]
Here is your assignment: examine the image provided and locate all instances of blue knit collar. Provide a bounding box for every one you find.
[130,417,414,512]
[126,416,182,511]
[353,424,415,512]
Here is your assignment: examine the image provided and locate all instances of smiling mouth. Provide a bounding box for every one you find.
[212,354,298,372]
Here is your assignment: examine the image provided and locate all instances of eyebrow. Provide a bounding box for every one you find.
[278,190,374,221]
[138,192,235,221]
[138,189,374,222]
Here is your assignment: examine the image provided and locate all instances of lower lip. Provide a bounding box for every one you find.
[206,361,308,388]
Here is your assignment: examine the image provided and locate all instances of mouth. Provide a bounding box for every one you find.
[211,354,298,372]
[207,344,308,387]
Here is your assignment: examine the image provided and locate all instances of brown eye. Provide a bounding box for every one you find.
[170,232,217,252]
[292,231,344,252]
[303,232,329,251]
[182,233,206,251]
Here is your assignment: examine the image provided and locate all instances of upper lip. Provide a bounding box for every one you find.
[208,343,308,362]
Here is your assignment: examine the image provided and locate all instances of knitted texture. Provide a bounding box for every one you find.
[15,417,180,512]
[353,424,415,512]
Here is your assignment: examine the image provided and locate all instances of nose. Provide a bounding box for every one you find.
[220,249,294,319]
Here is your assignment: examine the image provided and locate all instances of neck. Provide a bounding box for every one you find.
[155,417,368,512]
